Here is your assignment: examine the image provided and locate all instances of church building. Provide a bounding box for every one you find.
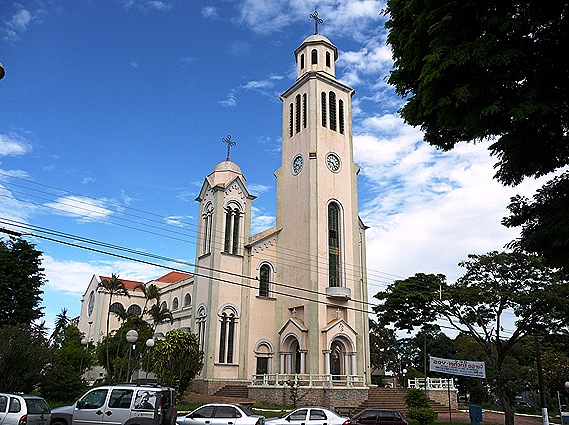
[78,24,371,404]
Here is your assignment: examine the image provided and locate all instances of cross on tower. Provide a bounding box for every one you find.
[309,8,323,34]
[222,135,236,161]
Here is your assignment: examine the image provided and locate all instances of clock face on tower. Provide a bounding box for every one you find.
[292,154,304,175]
[326,153,341,172]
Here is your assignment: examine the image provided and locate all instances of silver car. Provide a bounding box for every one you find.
[0,393,51,425]
[266,407,349,425]
[177,404,265,425]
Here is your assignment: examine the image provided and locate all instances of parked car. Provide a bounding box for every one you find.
[0,393,51,425]
[177,403,265,425]
[266,407,350,425]
[50,383,176,425]
[350,409,408,425]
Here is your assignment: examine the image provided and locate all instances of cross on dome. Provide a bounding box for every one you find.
[309,8,323,34]
[222,135,236,161]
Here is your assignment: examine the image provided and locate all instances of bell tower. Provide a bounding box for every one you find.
[274,18,370,380]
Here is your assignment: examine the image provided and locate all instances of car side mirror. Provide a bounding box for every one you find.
[76,401,85,409]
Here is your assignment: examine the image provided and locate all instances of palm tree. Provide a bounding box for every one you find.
[49,307,70,347]
[135,282,160,318]
[147,302,174,334]
[98,274,130,377]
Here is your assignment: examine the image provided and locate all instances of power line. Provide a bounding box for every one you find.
[1,218,517,336]
[0,171,400,290]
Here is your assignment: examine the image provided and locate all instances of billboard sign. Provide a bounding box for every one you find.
[429,356,486,378]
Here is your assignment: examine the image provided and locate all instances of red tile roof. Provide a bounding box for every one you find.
[156,271,192,283]
[98,276,144,291]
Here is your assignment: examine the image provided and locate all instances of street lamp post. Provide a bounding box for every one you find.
[145,338,155,383]
[79,338,88,373]
[126,329,139,382]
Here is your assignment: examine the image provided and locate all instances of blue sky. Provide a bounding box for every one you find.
[0,0,546,331]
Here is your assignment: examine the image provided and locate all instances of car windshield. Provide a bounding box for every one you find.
[239,405,253,416]
[25,399,50,414]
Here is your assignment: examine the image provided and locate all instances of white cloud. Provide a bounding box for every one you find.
[248,183,272,194]
[219,90,237,107]
[354,113,548,293]
[42,254,168,295]
[251,206,275,235]
[0,134,32,156]
[43,196,114,222]
[164,215,193,227]
[201,7,218,18]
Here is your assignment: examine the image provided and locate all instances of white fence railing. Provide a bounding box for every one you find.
[407,377,456,389]
[251,373,366,387]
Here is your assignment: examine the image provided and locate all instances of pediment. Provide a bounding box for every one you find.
[278,317,308,335]
[321,318,358,336]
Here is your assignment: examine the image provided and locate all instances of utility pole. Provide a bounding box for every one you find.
[535,335,549,425]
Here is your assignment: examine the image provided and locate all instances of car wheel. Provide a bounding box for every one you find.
[51,420,68,425]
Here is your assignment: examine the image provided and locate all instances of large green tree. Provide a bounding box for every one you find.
[151,329,203,400]
[0,324,52,393]
[373,251,569,425]
[383,0,569,270]
[39,324,88,402]
[0,237,45,325]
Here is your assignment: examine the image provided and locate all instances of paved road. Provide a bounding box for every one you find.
[437,410,547,425]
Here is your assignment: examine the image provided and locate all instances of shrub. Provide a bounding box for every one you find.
[405,389,438,425]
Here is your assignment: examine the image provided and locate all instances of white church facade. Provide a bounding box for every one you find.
[77,29,372,405]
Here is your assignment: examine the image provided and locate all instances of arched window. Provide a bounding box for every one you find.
[302,93,307,129]
[339,99,345,134]
[184,293,191,307]
[295,94,301,134]
[109,302,124,314]
[329,91,337,131]
[202,203,213,254]
[326,51,331,67]
[328,202,342,287]
[172,297,179,310]
[127,304,142,316]
[311,49,318,65]
[289,103,294,137]
[321,92,327,127]
[259,264,271,297]
[300,53,305,69]
[254,341,274,375]
[224,203,242,254]
[160,301,167,311]
[196,306,207,351]
[218,306,238,364]
[87,291,95,316]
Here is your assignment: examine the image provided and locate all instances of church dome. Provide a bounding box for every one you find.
[212,160,242,174]
[302,34,333,45]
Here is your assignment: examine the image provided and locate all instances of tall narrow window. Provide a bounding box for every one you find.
[218,308,237,363]
[202,203,213,254]
[300,54,305,69]
[289,103,294,137]
[328,203,341,287]
[232,213,240,254]
[219,313,227,362]
[329,91,337,131]
[259,264,270,297]
[224,205,241,254]
[295,94,301,134]
[321,92,327,127]
[339,99,345,134]
[311,49,318,65]
[196,307,206,351]
[302,94,307,129]
[326,51,331,67]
